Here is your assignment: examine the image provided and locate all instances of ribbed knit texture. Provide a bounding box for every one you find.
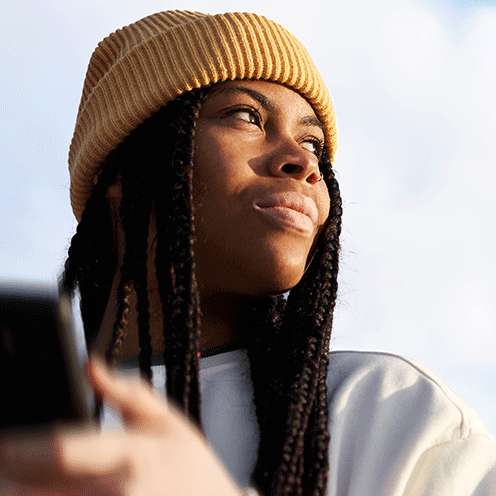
[69,11,337,221]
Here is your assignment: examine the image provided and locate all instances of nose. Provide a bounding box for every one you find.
[267,138,323,185]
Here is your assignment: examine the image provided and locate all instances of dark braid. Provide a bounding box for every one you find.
[154,88,208,422]
[62,87,342,495]
[302,163,341,495]
[107,143,154,375]
[61,159,119,348]
[247,156,342,496]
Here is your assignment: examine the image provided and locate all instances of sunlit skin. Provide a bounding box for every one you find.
[95,80,331,358]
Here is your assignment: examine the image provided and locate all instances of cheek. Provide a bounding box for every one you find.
[194,135,237,204]
[193,132,255,231]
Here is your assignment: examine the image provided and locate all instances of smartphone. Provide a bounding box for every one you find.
[0,282,94,430]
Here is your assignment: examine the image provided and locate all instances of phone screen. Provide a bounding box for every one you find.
[0,283,94,430]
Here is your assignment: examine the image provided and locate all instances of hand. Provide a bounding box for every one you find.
[0,357,244,496]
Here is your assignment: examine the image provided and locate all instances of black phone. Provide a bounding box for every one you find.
[0,282,94,430]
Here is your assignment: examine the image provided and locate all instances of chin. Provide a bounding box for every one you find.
[195,241,310,296]
[201,264,305,297]
[238,266,306,297]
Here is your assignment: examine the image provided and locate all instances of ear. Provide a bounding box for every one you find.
[106,183,122,199]
[93,171,123,198]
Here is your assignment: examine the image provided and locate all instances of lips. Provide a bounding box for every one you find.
[253,192,319,235]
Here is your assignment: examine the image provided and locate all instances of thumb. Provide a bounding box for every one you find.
[87,356,170,433]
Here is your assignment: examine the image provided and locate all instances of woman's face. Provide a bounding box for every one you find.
[193,80,330,296]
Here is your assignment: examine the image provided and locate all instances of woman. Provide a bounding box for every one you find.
[1,10,495,496]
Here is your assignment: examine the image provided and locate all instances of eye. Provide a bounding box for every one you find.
[300,137,324,158]
[226,107,261,126]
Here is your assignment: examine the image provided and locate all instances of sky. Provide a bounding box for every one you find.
[1,0,496,438]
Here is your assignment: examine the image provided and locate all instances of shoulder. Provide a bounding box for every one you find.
[326,349,490,441]
[325,350,496,495]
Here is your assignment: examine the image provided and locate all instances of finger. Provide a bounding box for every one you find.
[57,432,132,482]
[87,356,171,432]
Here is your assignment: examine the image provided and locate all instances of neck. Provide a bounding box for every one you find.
[197,284,252,350]
[92,279,255,361]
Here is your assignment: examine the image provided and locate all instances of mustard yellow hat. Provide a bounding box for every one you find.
[69,10,337,221]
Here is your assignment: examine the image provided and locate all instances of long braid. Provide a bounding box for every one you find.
[132,187,153,381]
[106,152,153,375]
[106,172,134,365]
[248,155,342,496]
[302,169,342,495]
[283,166,341,496]
[61,160,119,348]
[154,87,208,422]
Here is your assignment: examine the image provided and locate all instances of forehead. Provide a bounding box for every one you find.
[205,80,322,127]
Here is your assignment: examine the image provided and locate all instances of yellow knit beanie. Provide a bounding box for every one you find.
[69,10,337,221]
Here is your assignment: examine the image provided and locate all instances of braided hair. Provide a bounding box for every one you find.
[62,85,342,495]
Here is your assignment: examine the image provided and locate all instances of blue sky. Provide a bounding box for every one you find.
[1,0,496,437]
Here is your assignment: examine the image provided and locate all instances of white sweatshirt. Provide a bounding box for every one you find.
[108,349,496,495]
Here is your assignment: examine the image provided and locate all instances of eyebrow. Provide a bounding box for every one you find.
[210,84,324,132]
[210,84,275,112]
[300,115,324,132]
